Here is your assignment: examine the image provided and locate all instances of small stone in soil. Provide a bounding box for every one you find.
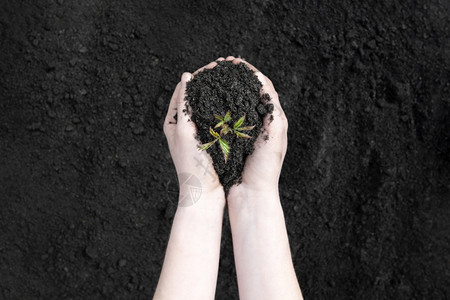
[118,259,127,267]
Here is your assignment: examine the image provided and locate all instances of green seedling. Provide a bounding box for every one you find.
[199,110,255,162]
[199,127,231,162]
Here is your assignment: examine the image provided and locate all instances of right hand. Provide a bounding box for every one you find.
[227,58,288,202]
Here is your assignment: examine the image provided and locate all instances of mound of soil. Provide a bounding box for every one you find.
[186,61,273,193]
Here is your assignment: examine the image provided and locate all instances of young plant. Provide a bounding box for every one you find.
[199,127,230,162]
[229,113,255,139]
[199,110,255,162]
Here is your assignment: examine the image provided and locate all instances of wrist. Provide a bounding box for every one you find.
[228,182,279,200]
[227,183,281,214]
[177,184,226,212]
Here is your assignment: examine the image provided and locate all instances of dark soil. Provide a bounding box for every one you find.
[1,1,449,299]
[186,61,273,193]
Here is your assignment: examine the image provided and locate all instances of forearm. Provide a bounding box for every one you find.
[154,192,225,300]
[228,188,303,300]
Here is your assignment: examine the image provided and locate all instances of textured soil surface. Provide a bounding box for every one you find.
[187,61,273,194]
[1,1,449,299]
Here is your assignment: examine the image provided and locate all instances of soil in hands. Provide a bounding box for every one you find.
[186,61,274,194]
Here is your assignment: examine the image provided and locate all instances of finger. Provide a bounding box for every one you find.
[164,81,182,126]
[255,102,288,160]
[193,61,218,75]
[232,57,260,73]
[254,72,285,119]
[254,72,279,105]
[234,58,276,90]
[254,70,274,91]
[233,58,275,90]
[261,73,275,90]
[177,72,193,124]
[225,56,235,61]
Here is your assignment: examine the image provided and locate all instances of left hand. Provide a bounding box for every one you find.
[163,64,226,209]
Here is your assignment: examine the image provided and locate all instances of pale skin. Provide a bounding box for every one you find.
[154,56,303,300]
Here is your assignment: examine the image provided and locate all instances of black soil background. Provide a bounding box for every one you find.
[0,1,449,299]
[187,61,273,194]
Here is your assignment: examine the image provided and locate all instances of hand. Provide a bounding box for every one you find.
[164,66,227,209]
[227,58,288,202]
[224,59,301,299]
[156,59,231,300]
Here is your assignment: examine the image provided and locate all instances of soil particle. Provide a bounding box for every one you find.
[84,245,99,260]
[118,259,127,268]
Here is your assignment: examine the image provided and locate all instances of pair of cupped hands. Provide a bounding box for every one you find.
[164,56,288,209]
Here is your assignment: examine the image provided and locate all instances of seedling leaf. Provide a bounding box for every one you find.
[237,125,255,131]
[234,114,246,129]
[219,138,230,162]
[220,124,231,136]
[199,139,217,150]
[214,114,224,121]
[215,120,225,128]
[224,111,231,122]
[235,131,252,139]
[209,127,220,139]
